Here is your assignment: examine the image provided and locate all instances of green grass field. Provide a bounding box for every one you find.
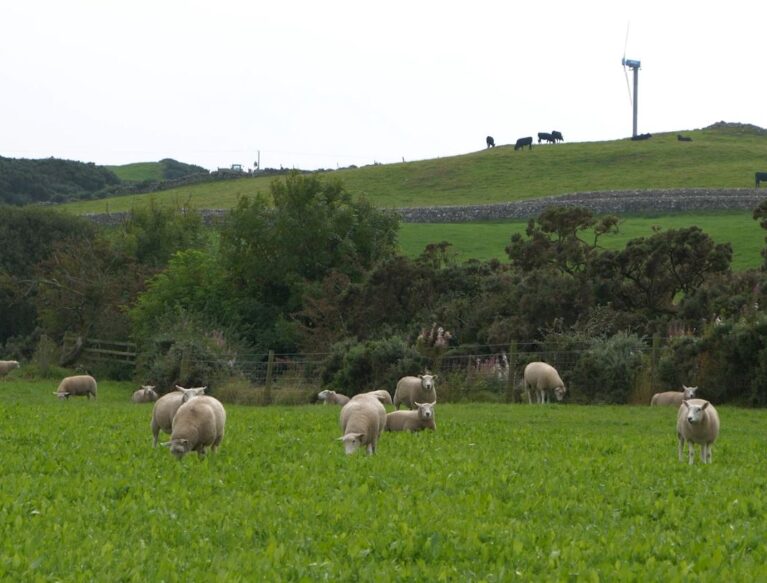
[398,210,766,271]
[2,379,766,580]
[106,162,165,183]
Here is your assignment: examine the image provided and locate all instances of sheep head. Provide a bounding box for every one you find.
[163,438,192,460]
[176,385,207,402]
[553,385,567,401]
[418,374,437,391]
[415,402,435,420]
[338,433,365,455]
[682,400,709,424]
[682,385,698,400]
[52,391,69,400]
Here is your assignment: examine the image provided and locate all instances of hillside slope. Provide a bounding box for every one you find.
[59,123,767,214]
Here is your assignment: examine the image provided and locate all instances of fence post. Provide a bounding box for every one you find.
[505,341,518,403]
[264,350,275,405]
[650,335,661,395]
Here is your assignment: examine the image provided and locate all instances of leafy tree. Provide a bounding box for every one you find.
[594,227,732,315]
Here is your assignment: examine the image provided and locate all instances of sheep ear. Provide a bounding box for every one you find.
[161,441,171,448]
[415,402,423,407]
[176,385,185,391]
[418,375,423,379]
[681,400,689,408]
[701,402,709,410]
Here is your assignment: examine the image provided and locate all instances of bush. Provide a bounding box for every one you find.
[570,332,647,403]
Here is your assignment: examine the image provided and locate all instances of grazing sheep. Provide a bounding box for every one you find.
[163,396,226,460]
[651,385,697,406]
[338,395,386,455]
[385,402,436,432]
[131,385,158,403]
[150,386,206,447]
[677,399,720,464]
[53,375,97,399]
[317,389,351,406]
[353,389,393,407]
[393,374,437,410]
[0,360,20,378]
[523,362,566,404]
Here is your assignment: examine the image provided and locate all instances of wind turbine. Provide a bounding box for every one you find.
[622,24,641,138]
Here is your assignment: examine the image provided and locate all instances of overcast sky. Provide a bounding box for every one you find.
[1,1,764,171]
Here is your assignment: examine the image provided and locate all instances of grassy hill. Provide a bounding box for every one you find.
[60,123,767,214]
[106,162,165,182]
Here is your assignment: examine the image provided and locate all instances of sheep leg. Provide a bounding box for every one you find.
[677,435,684,462]
[688,442,695,465]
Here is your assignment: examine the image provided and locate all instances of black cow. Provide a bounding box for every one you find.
[486,136,495,148]
[756,172,767,188]
[677,134,692,142]
[514,137,533,151]
[551,130,564,142]
[630,133,652,141]
[537,132,554,144]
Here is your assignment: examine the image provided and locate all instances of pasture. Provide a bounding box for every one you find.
[2,380,766,581]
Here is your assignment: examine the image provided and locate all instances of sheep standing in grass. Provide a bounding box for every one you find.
[393,374,437,410]
[338,394,386,455]
[651,385,697,406]
[523,362,566,404]
[163,395,226,460]
[353,389,393,407]
[132,385,158,403]
[150,386,206,447]
[0,360,20,378]
[385,402,436,432]
[677,399,720,464]
[317,389,351,405]
[53,375,97,399]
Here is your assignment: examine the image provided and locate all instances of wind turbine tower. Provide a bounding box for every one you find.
[622,57,641,137]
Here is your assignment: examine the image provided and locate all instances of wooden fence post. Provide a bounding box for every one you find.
[264,350,275,405]
[505,340,518,403]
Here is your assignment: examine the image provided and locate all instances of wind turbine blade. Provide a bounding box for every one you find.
[623,21,630,60]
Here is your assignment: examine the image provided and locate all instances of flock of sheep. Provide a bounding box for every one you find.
[1,357,720,464]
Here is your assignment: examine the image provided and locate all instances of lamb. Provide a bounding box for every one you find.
[150,386,207,447]
[393,374,437,410]
[385,402,436,432]
[338,394,386,455]
[677,398,720,464]
[131,385,158,403]
[0,360,20,378]
[523,362,566,404]
[53,375,97,399]
[650,385,697,406]
[317,389,351,405]
[353,389,393,406]
[163,395,226,460]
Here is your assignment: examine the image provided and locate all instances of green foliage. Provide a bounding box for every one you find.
[111,201,207,268]
[159,158,208,180]
[570,332,647,403]
[0,156,120,204]
[320,336,424,394]
[2,384,767,580]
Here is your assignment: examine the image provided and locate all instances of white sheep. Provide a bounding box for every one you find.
[393,374,437,410]
[338,394,386,455]
[150,386,207,447]
[677,398,720,464]
[385,402,436,432]
[651,385,697,406]
[131,385,158,403]
[523,362,566,404]
[0,360,20,378]
[53,375,97,399]
[353,389,393,407]
[163,395,226,460]
[317,389,351,406]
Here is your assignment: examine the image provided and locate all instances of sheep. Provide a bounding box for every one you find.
[53,375,97,399]
[131,385,158,403]
[393,374,437,410]
[338,394,386,455]
[150,386,207,447]
[0,360,20,378]
[163,395,226,460]
[677,398,720,464]
[385,402,436,432]
[317,389,351,405]
[523,362,566,404]
[353,389,393,407]
[650,385,697,406]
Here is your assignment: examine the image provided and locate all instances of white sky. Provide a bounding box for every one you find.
[1,0,765,171]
